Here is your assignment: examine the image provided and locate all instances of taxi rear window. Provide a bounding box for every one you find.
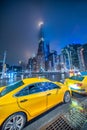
[69,76,84,81]
[0,80,24,97]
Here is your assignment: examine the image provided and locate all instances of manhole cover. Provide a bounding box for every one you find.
[40,115,73,130]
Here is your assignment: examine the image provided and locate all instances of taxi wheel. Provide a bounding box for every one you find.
[1,112,27,130]
[64,91,71,103]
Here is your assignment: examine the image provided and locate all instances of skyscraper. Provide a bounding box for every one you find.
[77,43,87,71]
[37,22,50,71]
[27,22,58,72]
[62,44,81,70]
[82,43,87,70]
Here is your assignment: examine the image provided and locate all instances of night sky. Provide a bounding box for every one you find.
[0,0,87,65]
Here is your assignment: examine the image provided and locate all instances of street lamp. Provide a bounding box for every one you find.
[1,51,7,79]
[80,48,85,70]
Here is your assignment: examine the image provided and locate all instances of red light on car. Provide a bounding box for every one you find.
[76,83,83,86]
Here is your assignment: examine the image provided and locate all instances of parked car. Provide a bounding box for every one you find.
[64,75,87,94]
[0,77,71,130]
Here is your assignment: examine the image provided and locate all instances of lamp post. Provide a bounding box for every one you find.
[80,48,85,71]
[1,51,6,79]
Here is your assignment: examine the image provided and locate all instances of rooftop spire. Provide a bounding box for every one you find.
[38,21,44,27]
[38,21,44,40]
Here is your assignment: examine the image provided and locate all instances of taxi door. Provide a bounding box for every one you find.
[16,84,47,117]
[44,82,62,109]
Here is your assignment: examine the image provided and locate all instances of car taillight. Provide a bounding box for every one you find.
[75,83,83,86]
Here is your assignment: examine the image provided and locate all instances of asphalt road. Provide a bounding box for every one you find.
[23,95,87,130]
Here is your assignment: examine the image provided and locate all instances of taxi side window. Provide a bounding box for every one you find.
[47,82,59,90]
[15,86,29,97]
[37,82,59,91]
[15,82,59,97]
[37,83,45,91]
[15,84,45,97]
[29,83,44,94]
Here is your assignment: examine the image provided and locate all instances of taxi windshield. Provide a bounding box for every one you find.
[69,76,84,81]
[0,80,24,97]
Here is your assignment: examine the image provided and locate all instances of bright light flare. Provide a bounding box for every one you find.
[71,100,83,111]
[72,100,78,107]
[38,21,44,27]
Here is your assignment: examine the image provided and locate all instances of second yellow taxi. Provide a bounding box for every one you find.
[64,75,87,94]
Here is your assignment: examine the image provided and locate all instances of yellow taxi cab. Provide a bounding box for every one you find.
[64,75,87,94]
[0,77,71,130]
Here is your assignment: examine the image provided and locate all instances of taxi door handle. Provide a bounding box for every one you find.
[47,93,51,96]
[20,99,28,103]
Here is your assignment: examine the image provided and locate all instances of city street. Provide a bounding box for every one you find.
[0,74,87,130]
[1,0,87,130]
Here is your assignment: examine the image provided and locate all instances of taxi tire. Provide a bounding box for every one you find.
[1,112,27,130]
[64,91,71,103]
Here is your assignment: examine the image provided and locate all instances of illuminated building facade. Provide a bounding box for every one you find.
[27,57,37,71]
[62,44,81,70]
[48,50,57,71]
[82,43,87,70]
[77,43,87,71]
